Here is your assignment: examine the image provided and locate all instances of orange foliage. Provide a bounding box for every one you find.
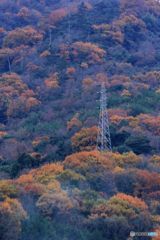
[0,198,27,240]
[115,14,146,30]
[138,114,160,135]
[16,163,63,196]
[45,73,59,89]
[152,227,160,240]
[0,73,39,116]
[16,173,34,186]
[46,180,61,192]
[0,198,27,217]
[90,193,148,220]
[108,108,128,125]
[0,27,5,34]
[49,8,68,24]
[93,23,124,44]
[116,193,148,210]
[59,43,70,59]
[107,109,160,135]
[71,126,98,151]
[24,183,46,197]
[4,26,43,47]
[67,114,82,130]
[95,73,110,86]
[24,96,40,111]
[16,171,61,194]
[66,67,76,75]
[107,151,142,167]
[135,170,160,194]
[109,108,128,116]
[0,131,7,138]
[30,163,64,184]
[110,75,131,87]
[64,150,114,172]
[40,50,51,58]
[72,41,106,64]
[133,71,160,87]
[82,77,94,90]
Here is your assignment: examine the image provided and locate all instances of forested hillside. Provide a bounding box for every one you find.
[0,0,160,239]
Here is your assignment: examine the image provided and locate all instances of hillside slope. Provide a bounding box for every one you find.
[0,0,160,240]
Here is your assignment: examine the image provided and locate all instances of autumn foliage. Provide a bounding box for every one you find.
[4,26,43,48]
[0,0,160,239]
[45,73,59,89]
[71,126,98,151]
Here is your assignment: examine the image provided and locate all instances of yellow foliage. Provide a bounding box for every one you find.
[0,180,18,200]
[90,193,148,220]
[46,180,61,192]
[113,166,125,174]
[30,163,64,184]
[151,155,160,167]
[71,126,98,151]
[107,151,142,167]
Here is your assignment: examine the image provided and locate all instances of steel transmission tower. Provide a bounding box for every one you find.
[97,83,112,152]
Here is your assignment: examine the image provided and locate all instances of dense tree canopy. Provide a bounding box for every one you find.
[0,0,160,239]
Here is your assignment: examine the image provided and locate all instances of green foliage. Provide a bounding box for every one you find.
[11,153,41,177]
[0,180,18,200]
[57,169,86,187]
[125,135,152,154]
[22,214,98,240]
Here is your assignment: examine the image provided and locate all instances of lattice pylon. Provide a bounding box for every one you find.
[97,82,112,152]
